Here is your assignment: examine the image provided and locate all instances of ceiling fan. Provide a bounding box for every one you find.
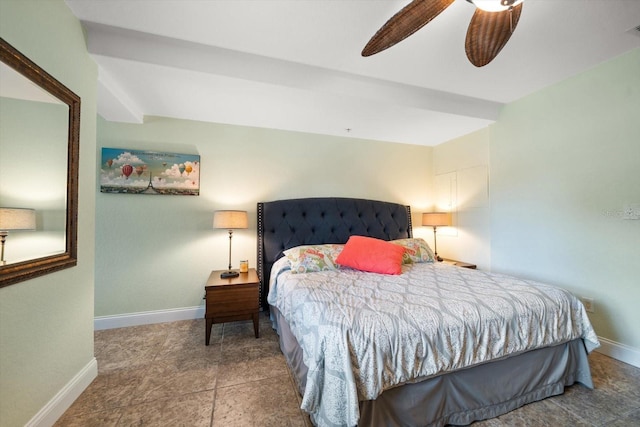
[362,0,524,67]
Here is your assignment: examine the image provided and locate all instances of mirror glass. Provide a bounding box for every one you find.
[0,38,79,287]
[1,63,68,262]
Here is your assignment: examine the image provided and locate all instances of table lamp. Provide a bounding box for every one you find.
[0,208,36,265]
[422,212,451,262]
[213,210,248,278]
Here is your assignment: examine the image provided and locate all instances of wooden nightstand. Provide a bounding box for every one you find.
[204,268,260,345]
[441,259,477,269]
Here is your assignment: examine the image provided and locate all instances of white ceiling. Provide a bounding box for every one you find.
[65,0,640,146]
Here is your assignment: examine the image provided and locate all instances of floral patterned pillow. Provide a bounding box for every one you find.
[391,238,435,264]
[284,244,344,274]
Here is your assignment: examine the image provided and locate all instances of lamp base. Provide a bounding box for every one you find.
[220,270,239,279]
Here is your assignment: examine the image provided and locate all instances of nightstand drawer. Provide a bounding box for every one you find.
[207,284,259,315]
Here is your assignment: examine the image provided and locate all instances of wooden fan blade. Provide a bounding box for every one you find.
[465,3,523,67]
[362,0,455,57]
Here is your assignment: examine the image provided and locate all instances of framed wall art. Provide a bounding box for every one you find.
[100,148,200,196]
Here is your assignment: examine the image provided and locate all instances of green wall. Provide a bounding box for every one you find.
[0,1,97,426]
[95,117,434,316]
[490,49,640,350]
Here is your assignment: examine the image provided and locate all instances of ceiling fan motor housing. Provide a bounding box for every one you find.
[469,0,523,12]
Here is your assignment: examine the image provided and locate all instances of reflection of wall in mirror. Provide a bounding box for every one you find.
[0,96,68,263]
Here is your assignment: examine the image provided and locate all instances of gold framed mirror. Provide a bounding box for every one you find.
[0,37,80,287]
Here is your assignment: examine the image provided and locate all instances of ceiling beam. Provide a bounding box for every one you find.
[83,21,502,123]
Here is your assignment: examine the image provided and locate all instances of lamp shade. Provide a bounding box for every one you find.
[422,212,451,227]
[0,208,36,231]
[213,210,248,230]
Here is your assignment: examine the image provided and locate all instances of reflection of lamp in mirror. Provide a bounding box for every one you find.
[213,210,248,278]
[422,212,451,262]
[0,208,36,265]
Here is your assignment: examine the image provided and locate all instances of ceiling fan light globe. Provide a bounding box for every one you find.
[470,0,523,12]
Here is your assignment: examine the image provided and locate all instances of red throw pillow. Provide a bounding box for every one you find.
[335,235,405,275]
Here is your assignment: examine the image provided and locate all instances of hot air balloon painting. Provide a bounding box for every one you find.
[100,147,200,196]
[121,164,133,179]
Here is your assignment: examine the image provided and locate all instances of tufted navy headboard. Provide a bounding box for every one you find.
[257,197,412,308]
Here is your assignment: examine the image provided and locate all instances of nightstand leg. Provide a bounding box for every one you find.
[252,313,260,339]
[205,318,213,345]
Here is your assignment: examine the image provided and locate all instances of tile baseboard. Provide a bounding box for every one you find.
[94,306,206,330]
[595,336,640,368]
[25,358,98,427]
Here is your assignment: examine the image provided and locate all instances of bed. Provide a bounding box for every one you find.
[257,197,599,427]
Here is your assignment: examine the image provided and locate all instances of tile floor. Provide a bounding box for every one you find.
[55,313,640,426]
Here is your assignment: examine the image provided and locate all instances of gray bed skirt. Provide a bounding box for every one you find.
[271,306,594,427]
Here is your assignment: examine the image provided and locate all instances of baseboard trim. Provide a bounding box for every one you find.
[94,306,205,330]
[594,336,640,368]
[25,357,98,427]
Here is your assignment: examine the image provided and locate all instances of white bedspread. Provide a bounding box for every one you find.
[267,259,600,427]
